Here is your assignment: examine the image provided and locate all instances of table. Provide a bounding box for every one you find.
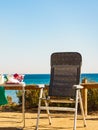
[81,80,98,116]
[0,82,26,128]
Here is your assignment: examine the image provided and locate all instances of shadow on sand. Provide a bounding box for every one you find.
[0,127,23,130]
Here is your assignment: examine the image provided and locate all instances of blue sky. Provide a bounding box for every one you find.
[0,0,98,74]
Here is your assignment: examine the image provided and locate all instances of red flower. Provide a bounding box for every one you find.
[13,73,24,82]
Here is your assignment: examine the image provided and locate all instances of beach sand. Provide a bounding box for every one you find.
[0,112,98,130]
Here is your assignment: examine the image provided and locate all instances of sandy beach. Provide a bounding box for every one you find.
[0,112,98,130]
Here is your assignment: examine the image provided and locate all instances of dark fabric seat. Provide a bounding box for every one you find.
[35,52,86,130]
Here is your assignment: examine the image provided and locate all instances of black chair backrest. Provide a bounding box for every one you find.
[49,52,82,97]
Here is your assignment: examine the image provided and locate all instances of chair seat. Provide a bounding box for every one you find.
[42,96,75,103]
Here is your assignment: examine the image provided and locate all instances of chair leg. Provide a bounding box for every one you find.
[78,90,86,127]
[42,92,52,125]
[35,88,43,130]
[73,89,79,130]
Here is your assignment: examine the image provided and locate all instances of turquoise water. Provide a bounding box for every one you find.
[5,73,98,103]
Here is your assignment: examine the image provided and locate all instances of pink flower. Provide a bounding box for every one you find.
[13,73,24,82]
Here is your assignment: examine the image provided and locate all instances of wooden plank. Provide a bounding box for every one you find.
[2,84,48,90]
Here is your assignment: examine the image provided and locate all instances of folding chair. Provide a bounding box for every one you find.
[35,52,86,130]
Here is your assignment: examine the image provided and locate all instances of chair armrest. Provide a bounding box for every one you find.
[38,84,45,88]
[73,85,83,89]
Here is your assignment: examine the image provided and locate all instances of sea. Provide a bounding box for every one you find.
[5,73,98,103]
